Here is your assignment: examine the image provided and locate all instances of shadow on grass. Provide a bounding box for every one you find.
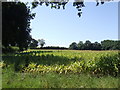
[2,51,82,71]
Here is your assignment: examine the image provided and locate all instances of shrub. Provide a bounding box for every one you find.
[95,53,120,76]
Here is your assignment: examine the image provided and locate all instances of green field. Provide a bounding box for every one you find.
[2,50,120,88]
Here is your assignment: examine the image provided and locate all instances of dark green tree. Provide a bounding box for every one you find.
[92,41,102,50]
[69,40,119,50]
[84,40,92,50]
[2,2,35,51]
[29,38,38,48]
[101,40,120,50]
[77,41,84,50]
[115,40,120,50]
[69,42,78,50]
[101,40,113,50]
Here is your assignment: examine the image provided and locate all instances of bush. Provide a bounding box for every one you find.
[2,46,19,53]
[95,53,120,76]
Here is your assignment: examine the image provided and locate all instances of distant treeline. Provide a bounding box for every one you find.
[69,40,120,50]
[30,39,120,50]
[30,46,68,50]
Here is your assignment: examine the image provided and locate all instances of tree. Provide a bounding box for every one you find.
[101,40,120,50]
[92,41,102,50]
[101,40,112,50]
[84,40,92,50]
[69,42,78,50]
[114,40,120,50]
[29,38,38,48]
[2,2,35,51]
[69,40,119,50]
[38,39,45,48]
[77,41,84,50]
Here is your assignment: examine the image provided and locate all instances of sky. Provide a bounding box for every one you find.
[25,1,118,47]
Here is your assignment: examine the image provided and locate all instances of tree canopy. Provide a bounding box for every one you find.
[29,38,38,48]
[2,2,35,51]
[38,39,45,48]
[69,40,120,50]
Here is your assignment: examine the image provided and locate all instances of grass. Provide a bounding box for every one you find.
[2,50,120,88]
[2,67,119,88]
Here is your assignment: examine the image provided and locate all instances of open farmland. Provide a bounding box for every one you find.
[2,50,120,88]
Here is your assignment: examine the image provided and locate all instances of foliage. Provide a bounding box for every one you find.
[95,53,120,76]
[101,40,120,50]
[31,0,113,17]
[31,46,68,49]
[2,2,35,51]
[69,42,78,50]
[0,61,6,68]
[2,50,119,88]
[38,39,45,48]
[2,50,119,77]
[2,46,19,53]
[69,40,119,50]
[78,41,84,50]
[29,38,38,48]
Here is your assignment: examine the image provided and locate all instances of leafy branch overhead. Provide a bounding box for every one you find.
[31,0,113,17]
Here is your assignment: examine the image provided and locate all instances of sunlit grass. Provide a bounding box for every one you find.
[2,50,119,88]
[2,67,118,88]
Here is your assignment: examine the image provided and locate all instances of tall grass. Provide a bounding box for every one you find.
[2,50,119,88]
[2,67,119,88]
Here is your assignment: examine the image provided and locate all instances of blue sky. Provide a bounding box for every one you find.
[28,2,118,47]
